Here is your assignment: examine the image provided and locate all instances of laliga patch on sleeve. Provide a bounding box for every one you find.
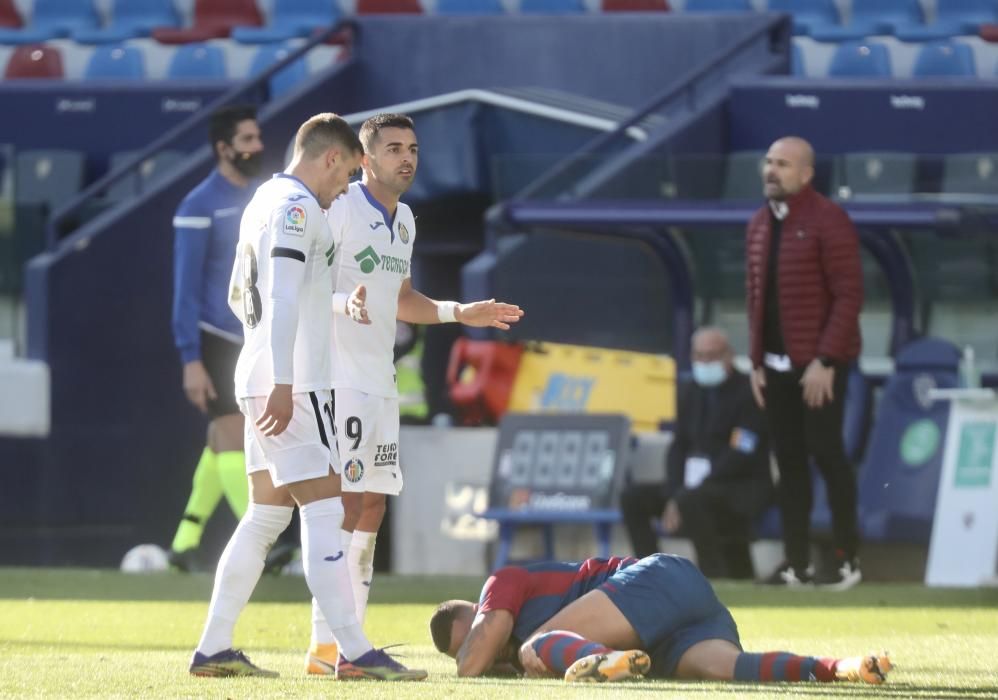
[283,204,307,236]
[730,428,758,453]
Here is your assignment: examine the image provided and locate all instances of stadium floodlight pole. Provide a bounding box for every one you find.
[45,21,359,251]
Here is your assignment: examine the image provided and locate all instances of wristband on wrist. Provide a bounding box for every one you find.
[332,292,349,316]
[437,301,458,323]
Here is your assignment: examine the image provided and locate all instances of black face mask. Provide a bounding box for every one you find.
[230,149,263,178]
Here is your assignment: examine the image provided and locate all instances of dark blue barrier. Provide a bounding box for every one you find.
[728,78,998,154]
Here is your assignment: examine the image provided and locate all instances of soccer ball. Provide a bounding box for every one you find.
[120,544,170,573]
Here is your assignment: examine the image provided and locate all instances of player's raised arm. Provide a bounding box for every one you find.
[396,278,524,329]
[455,609,515,677]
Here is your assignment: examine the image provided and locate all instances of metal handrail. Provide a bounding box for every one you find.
[46,20,357,250]
[513,14,790,202]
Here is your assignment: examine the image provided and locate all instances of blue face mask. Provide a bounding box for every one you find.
[692,361,727,387]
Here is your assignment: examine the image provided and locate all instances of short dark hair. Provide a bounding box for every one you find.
[429,600,464,654]
[359,113,415,152]
[209,104,257,150]
[293,112,362,160]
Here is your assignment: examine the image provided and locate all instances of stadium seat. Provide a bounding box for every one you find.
[232,0,340,42]
[105,150,186,201]
[83,45,146,80]
[249,44,309,99]
[30,0,101,36]
[519,0,587,13]
[601,0,670,11]
[827,41,892,78]
[767,0,839,36]
[112,0,181,32]
[942,152,998,194]
[980,22,998,41]
[857,337,960,543]
[15,149,86,214]
[810,0,923,40]
[912,41,977,77]
[447,339,524,426]
[833,152,918,198]
[193,0,264,32]
[3,44,63,78]
[355,0,424,14]
[683,0,751,11]
[0,0,21,28]
[167,43,227,79]
[937,0,998,33]
[790,40,805,74]
[437,0,506,14]
[151,25,229,44]
[721,151,765,201]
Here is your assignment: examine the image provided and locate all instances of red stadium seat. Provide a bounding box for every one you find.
[356,0,424,14]
[601,0,670,11]
[151,25,230,43]
[193,0,264,31]
[981,23,998,41]
[0,0,22,28]
[447,339,523,426]
[4,45,64,79]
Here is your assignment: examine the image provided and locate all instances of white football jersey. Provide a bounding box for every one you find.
[229,174,336,398]
[328,182,415,398]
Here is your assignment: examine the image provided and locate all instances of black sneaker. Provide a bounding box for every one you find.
[760,562,814,586]
[168,547,200,573]
[815,555,862,591]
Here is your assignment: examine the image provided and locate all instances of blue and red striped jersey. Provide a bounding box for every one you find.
[477,556,638,643]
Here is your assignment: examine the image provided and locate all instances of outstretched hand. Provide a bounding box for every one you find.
[457,299,524,330]
[347,284,371,325]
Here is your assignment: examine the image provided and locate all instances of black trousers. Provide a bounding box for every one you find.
[620,482,757,580]
[764,366,859,570]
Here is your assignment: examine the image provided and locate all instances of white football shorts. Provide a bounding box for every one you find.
[332,388,403,495]
[242,390,340,487]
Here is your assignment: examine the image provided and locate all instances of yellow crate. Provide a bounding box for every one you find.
[507,341,676,432]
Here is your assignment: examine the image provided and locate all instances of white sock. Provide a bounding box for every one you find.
[349,530,377,624]
[310,597,336,646]
[196,503,293,656]
[300,498,371,660]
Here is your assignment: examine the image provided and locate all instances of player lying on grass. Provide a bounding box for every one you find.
[430,553,892,684]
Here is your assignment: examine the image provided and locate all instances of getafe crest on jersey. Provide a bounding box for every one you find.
[284,205,306,236]
[398,221,409,244]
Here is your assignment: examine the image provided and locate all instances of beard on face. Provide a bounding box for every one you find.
[230,150,263,178]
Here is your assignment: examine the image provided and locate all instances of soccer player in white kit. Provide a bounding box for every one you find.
[188,112,425,681]
[305,113,524,673]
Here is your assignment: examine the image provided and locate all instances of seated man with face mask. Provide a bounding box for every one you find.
[620,327,773,579]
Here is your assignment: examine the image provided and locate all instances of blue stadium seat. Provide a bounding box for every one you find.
[811,0,923,40]
[105,150,186,201]
[110,0,180,33]
[684,0,752,11]
[767,0,839,36]
[857,337,961,543]
[828,41,892,78]
[937,0,998,32]
[30,0,101,36]
[250,44,309,99]
[232,0,340,43]
[437,0,506,15]
[790,39,806,75]
[167,43,227,79]
[519,0,586,13]
[912,41,977,77]
[84,45,146,80]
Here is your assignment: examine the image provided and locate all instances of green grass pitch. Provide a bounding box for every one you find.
[1,568,997,699]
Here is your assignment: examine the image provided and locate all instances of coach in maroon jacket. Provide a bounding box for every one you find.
[745,137,863,590]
